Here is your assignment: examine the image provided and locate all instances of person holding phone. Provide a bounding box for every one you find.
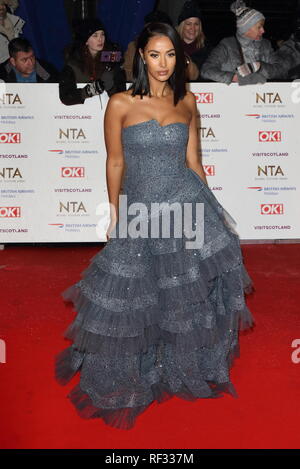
[59,17,126,106]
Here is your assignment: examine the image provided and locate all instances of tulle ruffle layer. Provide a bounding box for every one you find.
[54,172,255,430]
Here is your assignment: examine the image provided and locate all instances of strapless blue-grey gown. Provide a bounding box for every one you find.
[55,119,255,430]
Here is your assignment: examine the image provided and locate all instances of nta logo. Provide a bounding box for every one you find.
[257,165,284,177]
[260,204,284,215]
[0,168,22,179]
[0,93,22,105]
[61,167,85,178]
[256,92,282,104]
[59,128,86,140]
[259,131,281,142]
[0,207,21,217]
[200,127,216,139]
[0,133,21,143]
[194,92,213,104]
[59,201,87,213]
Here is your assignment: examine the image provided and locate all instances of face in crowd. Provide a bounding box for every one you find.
[10,49,36,77]
[86,30,105,56]
[0,1,7,19]
[139,34,176,84]
[182,17,201,44]
[244,19,265,41]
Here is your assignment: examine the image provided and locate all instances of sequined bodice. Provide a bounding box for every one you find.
[121,119,201,204]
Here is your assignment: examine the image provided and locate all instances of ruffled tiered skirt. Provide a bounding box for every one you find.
[54,169,255,430]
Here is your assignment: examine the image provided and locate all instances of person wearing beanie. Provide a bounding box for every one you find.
[59,17,126,106]
[176,0,212,81]
[201,0,287,85]
[123,10,173,82]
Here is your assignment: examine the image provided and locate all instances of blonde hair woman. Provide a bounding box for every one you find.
[176,0,211,81]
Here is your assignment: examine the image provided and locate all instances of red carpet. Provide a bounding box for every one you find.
[0,244,299,449]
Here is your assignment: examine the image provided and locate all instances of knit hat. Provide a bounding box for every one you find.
[73,18,106,45]
[144,10,173,26]
[230,1,265,34]
[178,0,202,26]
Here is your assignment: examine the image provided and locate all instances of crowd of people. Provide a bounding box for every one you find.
[0,0,300,103]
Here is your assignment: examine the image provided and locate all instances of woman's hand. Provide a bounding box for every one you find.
[106,206,118,241]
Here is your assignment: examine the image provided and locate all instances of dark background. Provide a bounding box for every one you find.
[14,0,300,71]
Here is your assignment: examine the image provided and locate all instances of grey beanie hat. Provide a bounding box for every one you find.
[230,0,265,34]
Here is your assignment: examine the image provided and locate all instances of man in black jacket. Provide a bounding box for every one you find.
[0,37,58,82]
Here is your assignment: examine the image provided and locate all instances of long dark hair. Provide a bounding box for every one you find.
[67,39,117,81]
[129,22,187,106]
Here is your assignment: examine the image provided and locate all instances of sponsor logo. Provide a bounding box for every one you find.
[256,92,282,104]
[49,150,64,154]
[61,167,85,178]
[260,204,284,215]
[200,127,216,139]
[258,131,281,142]
[0,167,22,179]
[249,185,295,191]
[194,92,213,104]
[0,206,21,217]
[58,128,86,140]
[246,114,261,118]
[252,152,288,157]
[257,165,284,177]
[0,133,21,143]
[204,165,215,176]
[253,225,291,230]
[59,201,87,214]
[0,94,22,105]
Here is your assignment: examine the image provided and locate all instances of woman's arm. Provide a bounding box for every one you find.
[104,93,126,234]
[185,91,208,185]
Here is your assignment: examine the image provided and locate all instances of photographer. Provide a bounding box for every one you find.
[59,18,126,106]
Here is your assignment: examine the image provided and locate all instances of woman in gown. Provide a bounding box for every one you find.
[54,21,255,430]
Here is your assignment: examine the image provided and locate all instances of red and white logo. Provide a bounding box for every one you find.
[259,131,281,142]
[194,92,214,104]
[0,133,21,144]
[261,204,284,215]
[61,167,85,178]
[204,165,215,176]
[0,206,21,217]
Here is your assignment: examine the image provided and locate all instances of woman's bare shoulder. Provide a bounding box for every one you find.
[183,90,197,107]
[106,90,134,115]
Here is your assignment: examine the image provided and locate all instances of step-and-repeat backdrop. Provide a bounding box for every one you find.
[0,82,299,243]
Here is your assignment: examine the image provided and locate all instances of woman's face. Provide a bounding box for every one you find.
[86,30,105,55]
[140,35,176,83]
[244,19,265,41]
[182,17,201,43]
